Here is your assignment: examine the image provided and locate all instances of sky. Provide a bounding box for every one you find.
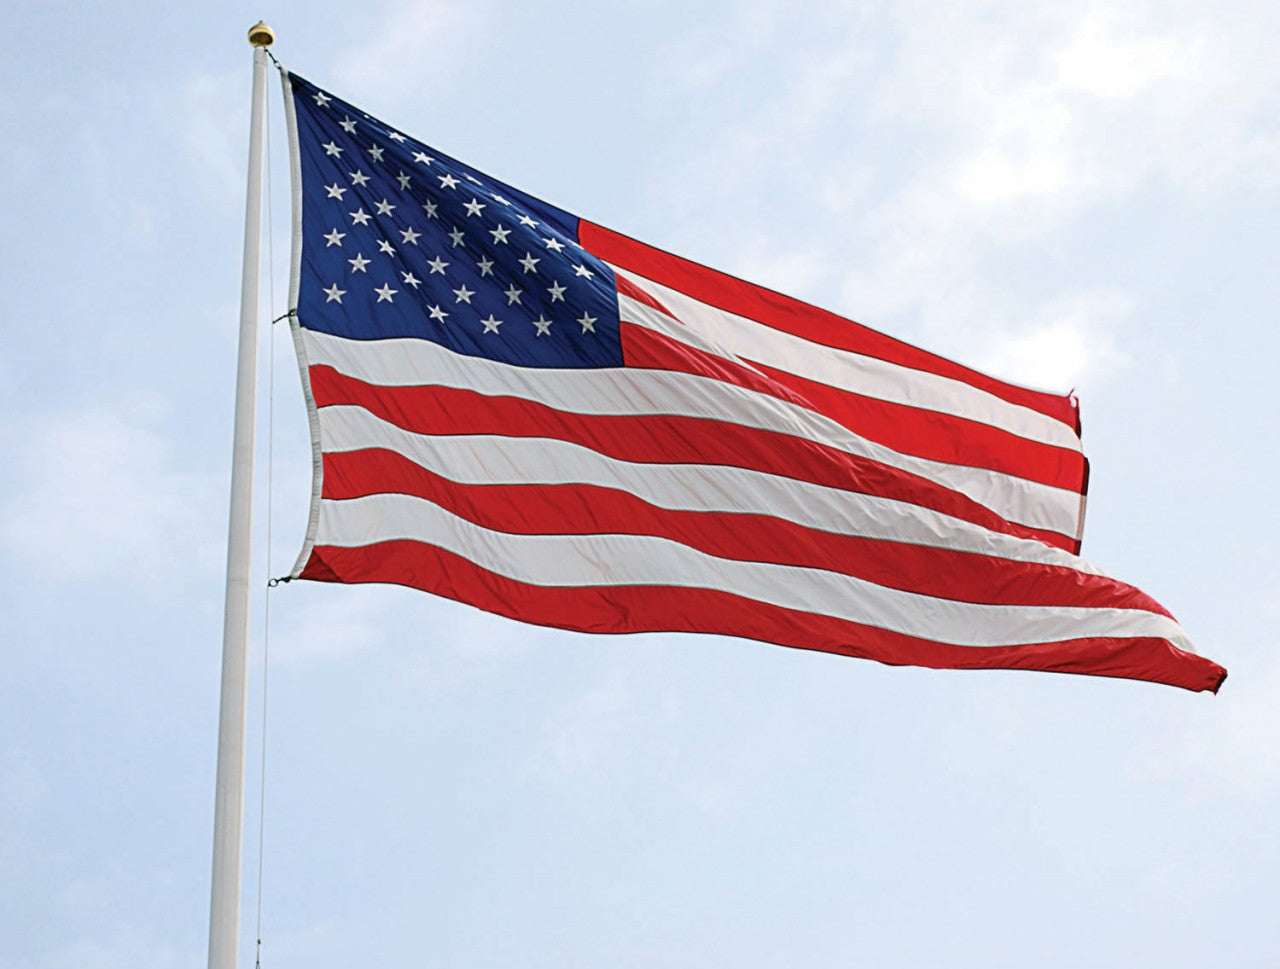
[1,1,1278,967]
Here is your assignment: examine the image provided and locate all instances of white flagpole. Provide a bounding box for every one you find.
[208,21,274,969]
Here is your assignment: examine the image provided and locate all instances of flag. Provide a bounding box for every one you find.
[280,71,1225,693]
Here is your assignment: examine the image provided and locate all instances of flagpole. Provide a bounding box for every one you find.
[208,21,274,969]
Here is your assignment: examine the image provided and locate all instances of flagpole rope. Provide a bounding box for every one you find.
[253,71,279,969]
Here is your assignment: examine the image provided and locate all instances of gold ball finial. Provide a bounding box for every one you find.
[248,21,275,47]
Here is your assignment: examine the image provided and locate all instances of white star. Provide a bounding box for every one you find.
[350,208,371,226]
[517,214,538,227]
[413,151,434,165]
[481,314,502,334]
[475,256,495,277]
[374,198,396,216]
[453,285,475,304]
[401,271,421,288]
[387,131,406,142]
[323,141,343,157]
[504,285,523,305]
[465,174,481,184]
[489,224,511,244]
[325,182,347,199]
[340,116,357,133]
[323,283,345,303]
[348,253,370,273]
[368,144,385,163]
[323,228,346,247]
[400,226,421,245]
[438,173,460,190]
[377,239,396,255]
[375,283,398,302]
[544,236,566,253]
[491,194,511,206]
[427,256,449,274]
[313,91,331,107]
[547,281,567,302]
[396,171,411,190]
[349,169,370,187]
[519,252,541,274]
[448,227,466,247]
[428,304,448,322]
[577,312,597,333]
[572,264,595,279]
[422,200,438,218]
[463,197,486,217]
[532,315,552,336]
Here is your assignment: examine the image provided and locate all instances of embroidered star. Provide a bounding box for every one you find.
[577,312,597,333]
[313,91,331,107]
[400,227,421,245]
[519,252,541,274]
[325,183,347,200]
[532,315,552,336]
[448,227,466,247]
[489,224,511,244]
[387,131,406,142]
[547,281,567,302]
[504,285,523,305]
[368,144,385,163]
[323,228,346,247]
[323,141,343,157]
[413,151,434,165]
[395,171,411,190]
[401,271,421,288]
[374,198,396,216]
[323,283,345,303]
[517,214,538,227]
[377,239,396,255]
[340,116,357,133]
[374,283,397,302]
[350,208,372,226]
[428,304,448,322]
[463,197,486,217]
[438,173,460,190]
[475,256,495,277]
[481,314,502,334]
[453,285,475,304]
[427,256,449,274]
[544,236,566,253]
[572,264,595,279]
[348,253,370,273]
[422,200,438,218]
[349,169,370,187]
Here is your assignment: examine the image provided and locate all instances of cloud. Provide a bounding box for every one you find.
[177,68,247,208]
[332,0,493,103]
[0,398,222,585]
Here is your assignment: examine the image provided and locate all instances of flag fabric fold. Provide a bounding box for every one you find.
[280,70,1225,693]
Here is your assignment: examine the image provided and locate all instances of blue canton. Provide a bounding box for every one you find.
[289,73,623,369]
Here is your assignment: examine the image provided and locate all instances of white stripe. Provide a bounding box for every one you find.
[302,328,1081,538]
[318,404,1104,575]
[614,267,1082,453]
[314,493,1190,651]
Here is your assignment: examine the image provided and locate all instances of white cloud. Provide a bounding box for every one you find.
[332,0,492,102]
[0,398,222,584]
[177,69,246,207]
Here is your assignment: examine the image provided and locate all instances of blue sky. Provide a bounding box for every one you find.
[2,1,1278,967]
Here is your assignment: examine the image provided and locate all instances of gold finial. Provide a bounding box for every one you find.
[248,21,275,47]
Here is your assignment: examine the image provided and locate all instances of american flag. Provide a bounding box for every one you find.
[281,71,1225,693]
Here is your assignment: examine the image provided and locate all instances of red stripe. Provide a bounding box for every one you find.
[301,541,1226,693]
[309,365,1069,549]
[321,448,1168,616]
[620,320,1087,494]
[583,220,1081,431]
